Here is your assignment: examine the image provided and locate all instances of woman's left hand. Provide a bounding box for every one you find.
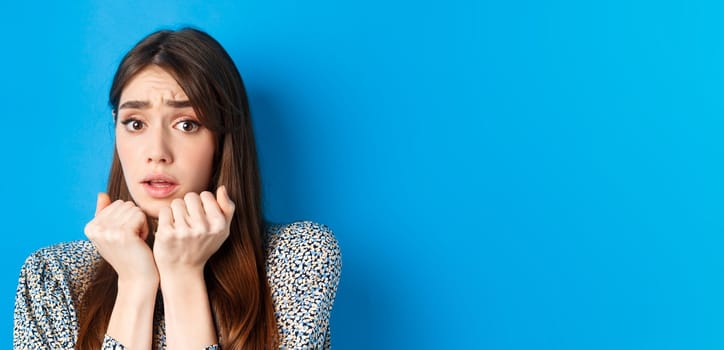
[152,186,235,275]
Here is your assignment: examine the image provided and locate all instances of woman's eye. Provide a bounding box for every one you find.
[175,120,201,133]
[121,119,144,131]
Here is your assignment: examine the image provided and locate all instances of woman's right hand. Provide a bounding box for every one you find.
[84,193,159,285]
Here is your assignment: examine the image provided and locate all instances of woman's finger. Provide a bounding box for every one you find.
[132,207,149,240]
[183,192,206,224]
[116,202,139,227]
[170,198,189,228]
[216,186,235,222]
[158,206,173,231]
[199,191,222,216]
[200,191,225,231]
[95,192,112,216]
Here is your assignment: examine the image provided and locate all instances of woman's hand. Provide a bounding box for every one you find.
[86,194,158,350]
[84,193,159,285]
[153,186,235,276]
[153,186,233,349]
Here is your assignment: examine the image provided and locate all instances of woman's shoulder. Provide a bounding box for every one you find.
[23,240,97,267]
[263,220,342,280]
[16,241,99,313]
[19,240,99,290]
[263,220,341,258]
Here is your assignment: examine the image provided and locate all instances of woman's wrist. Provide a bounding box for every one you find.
[108,277,158,350]
[158,265,205,285]
[159,266,218,349]
[117,273,160,294]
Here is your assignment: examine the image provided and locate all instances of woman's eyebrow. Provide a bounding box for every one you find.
[118,99,192,109]
[165,100,192,108]
[118,100,149,109]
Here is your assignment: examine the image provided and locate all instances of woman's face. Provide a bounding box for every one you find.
[115,65,215,218]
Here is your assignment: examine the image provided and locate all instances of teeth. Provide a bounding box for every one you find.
[147,180,171,187]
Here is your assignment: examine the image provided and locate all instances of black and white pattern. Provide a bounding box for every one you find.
[14,221,341,349]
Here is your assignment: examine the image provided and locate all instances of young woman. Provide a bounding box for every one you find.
[13,28,341,350]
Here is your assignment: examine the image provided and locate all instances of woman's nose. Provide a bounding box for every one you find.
[146,128,173,164]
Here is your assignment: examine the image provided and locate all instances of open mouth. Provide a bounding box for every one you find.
[142,177,179,198]
[145,180,174,187]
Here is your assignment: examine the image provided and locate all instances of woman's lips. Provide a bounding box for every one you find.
[142,180,179,198]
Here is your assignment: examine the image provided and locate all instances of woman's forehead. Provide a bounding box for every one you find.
[119,66,189,107]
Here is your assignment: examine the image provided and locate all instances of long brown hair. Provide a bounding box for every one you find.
[75,28,278,350]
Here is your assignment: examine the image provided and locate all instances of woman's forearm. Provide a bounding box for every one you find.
[160,268,218,350]
[106,278,158,350]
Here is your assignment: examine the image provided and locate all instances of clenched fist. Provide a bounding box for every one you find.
[84,193,159,285]
[152,186,235,276]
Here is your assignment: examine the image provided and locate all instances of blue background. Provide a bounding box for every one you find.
[1,0,722,349]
